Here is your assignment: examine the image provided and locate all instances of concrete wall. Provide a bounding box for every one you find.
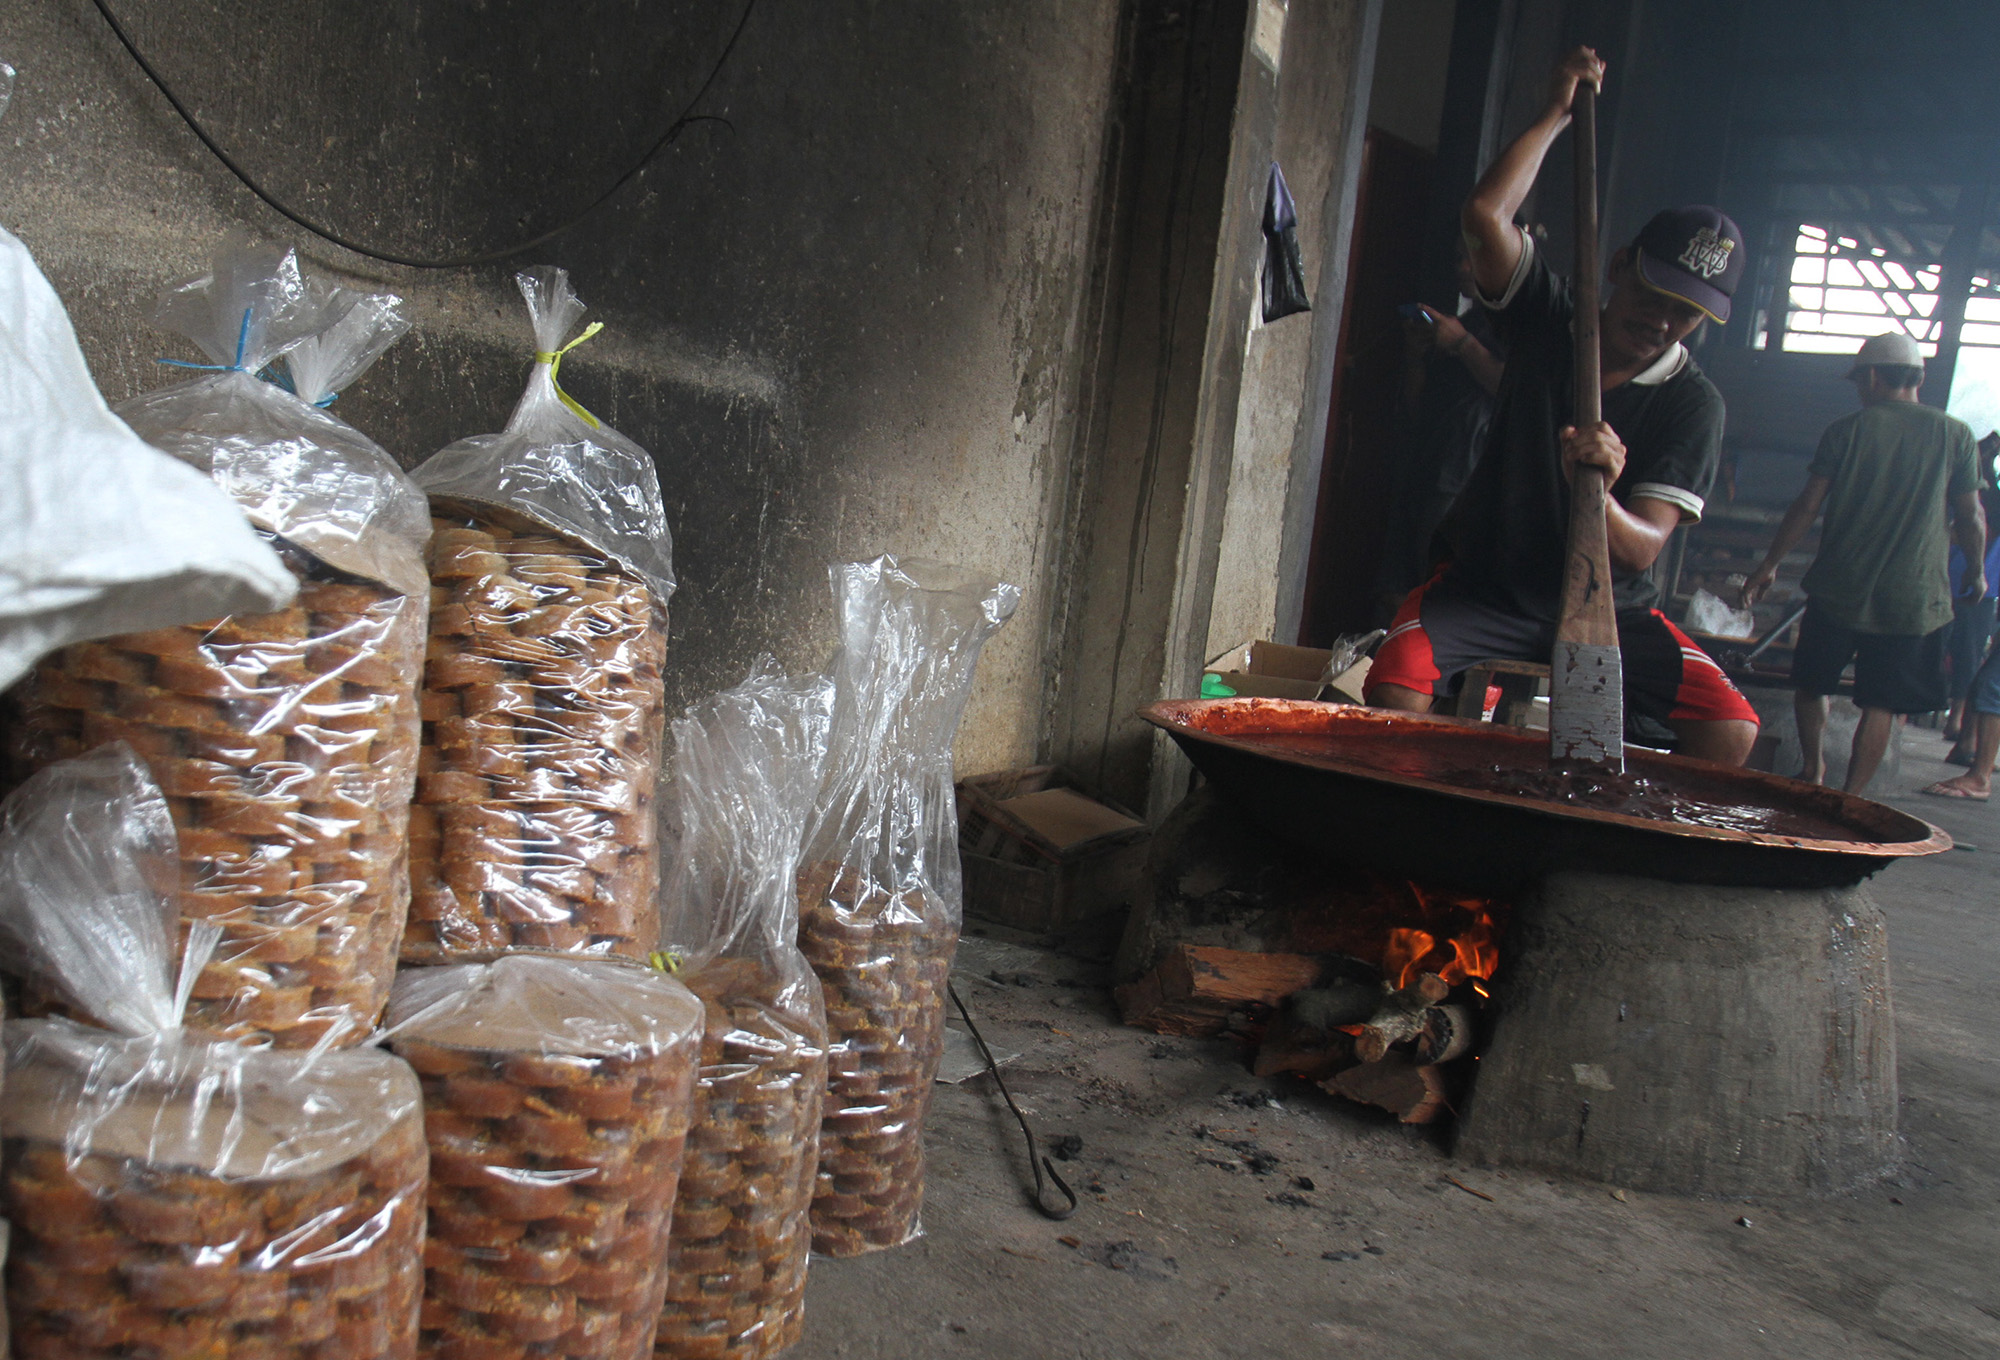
[1365,0,1453,152]
[1211,0,1379,655]
[0,0,1121,775]
[1043,0,1380,816]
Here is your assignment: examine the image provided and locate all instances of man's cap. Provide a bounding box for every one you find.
[1846,330,1925,378]
[1632,206,1745,324]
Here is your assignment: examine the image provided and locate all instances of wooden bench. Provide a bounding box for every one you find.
[1453,658,1550,727]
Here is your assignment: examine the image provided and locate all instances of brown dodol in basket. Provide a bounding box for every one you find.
[2,1034,428,1360]
[794,861,952,1258]
[6,536,425,1049]
[655,957,825,1360]
[387,955,701,1360]
[405,504,667,962]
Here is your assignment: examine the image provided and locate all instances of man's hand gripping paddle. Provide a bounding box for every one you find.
[1549,81,1626,774]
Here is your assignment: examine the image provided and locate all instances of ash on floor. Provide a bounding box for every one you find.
[791,770,2000,1359]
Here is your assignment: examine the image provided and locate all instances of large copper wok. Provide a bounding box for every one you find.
[1141,699,1950,891]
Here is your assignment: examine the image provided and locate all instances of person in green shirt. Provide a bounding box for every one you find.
[1742,331,1986,794]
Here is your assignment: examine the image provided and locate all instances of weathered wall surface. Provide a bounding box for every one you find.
[1206,0,1377,658]
[0,0,1120,774]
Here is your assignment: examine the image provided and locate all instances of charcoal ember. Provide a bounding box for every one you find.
[655,957,825,1360]
[403,505,667,964]
[388,956,700,1360]
[7,542,425,1049]
[794,862,954,1258]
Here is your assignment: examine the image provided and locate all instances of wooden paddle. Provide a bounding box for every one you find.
[1548,81,1625,774]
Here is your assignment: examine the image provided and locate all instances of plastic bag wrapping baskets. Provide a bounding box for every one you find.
[3,1027,428,1360]
[655,666,832,1358]
[0,743,426,1360]
[5,240,429,1050]
[794,558,1017,1256]
[403,268,675,965]
[385,953,701,1360]
[406,507,666,960]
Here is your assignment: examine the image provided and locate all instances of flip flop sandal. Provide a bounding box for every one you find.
[1920,781,1990,801]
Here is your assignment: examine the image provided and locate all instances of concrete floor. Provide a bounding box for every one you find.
[787,731,2000,1360]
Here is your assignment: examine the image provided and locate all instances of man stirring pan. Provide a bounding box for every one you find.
[1364,47,1760,764]
[1740,331,1985,795]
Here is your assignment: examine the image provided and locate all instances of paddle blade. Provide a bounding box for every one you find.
[1549,638,1624,773]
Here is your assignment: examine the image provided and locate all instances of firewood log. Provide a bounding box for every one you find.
[1353,973,1449,1062]
[1415,1003,1475,1064]
[1159,945,1325,1007]
[1115,944,1324,1036]
[1113,970,1223,1036]
[1252,1009,1359,1080]
[1324,1055,1450,1124]
[1284,978,1382,1031]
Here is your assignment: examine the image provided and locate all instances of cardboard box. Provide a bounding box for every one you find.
[1203,639,1370,704]
[957,767,1149,940]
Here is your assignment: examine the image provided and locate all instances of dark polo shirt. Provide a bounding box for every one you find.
[1439,233,1724,620]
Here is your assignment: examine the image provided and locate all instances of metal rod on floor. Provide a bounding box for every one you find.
[948,982,1079,1221]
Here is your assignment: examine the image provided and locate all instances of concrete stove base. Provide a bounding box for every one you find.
[1456,869,1899,1196]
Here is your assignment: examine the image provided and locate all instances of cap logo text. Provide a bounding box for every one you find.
[1678,227,1736,280]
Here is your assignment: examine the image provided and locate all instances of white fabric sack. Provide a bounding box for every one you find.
[0,225,293,689]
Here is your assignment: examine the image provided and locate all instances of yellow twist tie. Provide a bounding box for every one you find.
[648,949,682,975]
[534,320,605,430]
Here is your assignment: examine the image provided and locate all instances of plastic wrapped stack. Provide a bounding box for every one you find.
[0,746,427,1360]
[402,269,676,964]
[0,208,1042,1359]
[655,665,833,1358]
[795,558,1017,1255]
[385,954,701,1360]
[6,241,429,1049]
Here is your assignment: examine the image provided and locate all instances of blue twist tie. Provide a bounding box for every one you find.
[154,310,333,405]
[251,362,338,409]
[156,307,253,374]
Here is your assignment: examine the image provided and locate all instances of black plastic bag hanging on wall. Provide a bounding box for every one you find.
[1262,161,1311,323]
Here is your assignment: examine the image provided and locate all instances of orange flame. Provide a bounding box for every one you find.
[1447,919,1499,982]
[1382,928,1435,989]
[1381,898,1500,989]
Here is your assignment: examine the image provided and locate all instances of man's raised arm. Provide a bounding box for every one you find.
[1461,46,1606,301]
[1740,475,1833,608]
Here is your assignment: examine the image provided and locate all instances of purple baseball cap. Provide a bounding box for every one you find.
[1632,206,1746,324]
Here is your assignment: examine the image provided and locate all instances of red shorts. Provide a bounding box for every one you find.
[1365,572,1759,727]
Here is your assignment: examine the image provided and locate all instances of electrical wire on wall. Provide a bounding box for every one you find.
[88,0,757,270]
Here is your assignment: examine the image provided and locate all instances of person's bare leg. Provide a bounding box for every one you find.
[1947,696,1975,762]
[1842,707,1899,795]
[1367,683,1441,713]
[1666,718,1758,765]
[1929,712,2000,796]
[1794,691,1830,784]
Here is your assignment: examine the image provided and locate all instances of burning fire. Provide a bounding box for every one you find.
[1380,887,1501,990]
